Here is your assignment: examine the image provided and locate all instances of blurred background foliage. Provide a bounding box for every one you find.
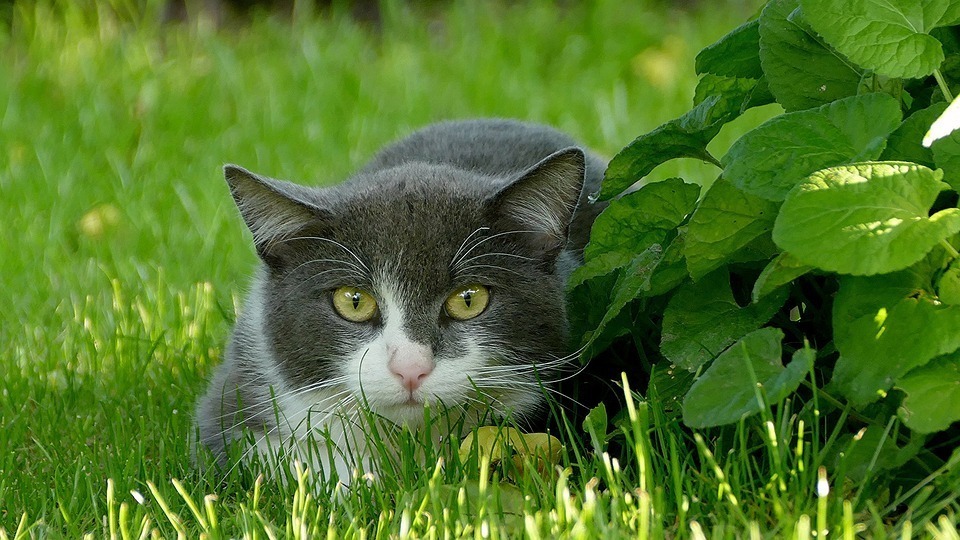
[0,0,766,319]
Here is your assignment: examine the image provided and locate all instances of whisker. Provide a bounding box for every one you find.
[451,226,491,268]
[454,229,541,269]
[213,374,351,422]
[250,389,358,483]
[268,393,359,481]
[471,356,580,373]
[287,257,366,277]
[471,379,587,414]
[456,251,536,268]
[214,377,353,442]
[277,236,371,273]
[456,264,526,277]
[276,268,364,302]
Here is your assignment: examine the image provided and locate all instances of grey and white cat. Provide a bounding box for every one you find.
[195,119,606,480]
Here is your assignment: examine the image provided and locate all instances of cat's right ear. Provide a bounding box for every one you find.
[224,165,328,265]
[489,148,586,260]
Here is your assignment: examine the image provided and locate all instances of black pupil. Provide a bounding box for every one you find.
[462,290,473,307]
[351,292,361,310]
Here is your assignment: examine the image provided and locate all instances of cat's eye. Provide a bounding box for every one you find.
[444,284,490,321]
[332,286,378,322]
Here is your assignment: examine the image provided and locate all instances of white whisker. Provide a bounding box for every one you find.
[453,229,541,270]
[278,235,371,273]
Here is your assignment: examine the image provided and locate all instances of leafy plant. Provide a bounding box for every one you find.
[572,0,960,510]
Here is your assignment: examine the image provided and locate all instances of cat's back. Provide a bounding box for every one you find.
[361,119,604,180]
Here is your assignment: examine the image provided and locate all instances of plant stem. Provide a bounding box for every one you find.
[941,239,960,260]
[933,69,954,102]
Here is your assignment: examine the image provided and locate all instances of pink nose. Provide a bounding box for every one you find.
[387,342,435,392]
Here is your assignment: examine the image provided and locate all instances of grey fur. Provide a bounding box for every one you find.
[195,119,606,472]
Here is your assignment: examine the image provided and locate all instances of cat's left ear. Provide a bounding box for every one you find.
[491,147,586,257]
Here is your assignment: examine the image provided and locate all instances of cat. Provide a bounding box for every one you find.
[194,119,606,481]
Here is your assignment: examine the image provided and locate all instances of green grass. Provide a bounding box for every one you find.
[2,1,958,537]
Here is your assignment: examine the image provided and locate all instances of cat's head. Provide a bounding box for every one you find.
[225,149,585,427]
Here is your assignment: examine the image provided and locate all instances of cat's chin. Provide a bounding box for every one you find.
[373,401,429,427]
[373,397,471,428]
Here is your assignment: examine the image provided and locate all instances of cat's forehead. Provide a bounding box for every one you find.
[343,163,497,210]
[334,165,499,248]
[313,164,511,288]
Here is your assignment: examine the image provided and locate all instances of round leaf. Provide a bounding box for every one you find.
[898,352,960,433]
[682,328,815,428]
[599,82,756,199]
[831,252,960,404]
[800,0,960,79]
[722,93,902,201]
[751,252,814,303]
[932,129,960,192]
[758,0,862,111]
[459,426,563,467]
[696,19,763,79]
[882,102,949,168]
[685,178,781,280]
[773,162,960,275]
[938,264,960,305]
[584,178,700,262]
[661,269,787,371]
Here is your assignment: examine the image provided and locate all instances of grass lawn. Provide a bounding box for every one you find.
[2,0,958,537]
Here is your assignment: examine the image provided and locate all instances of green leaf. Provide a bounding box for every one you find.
[800,0,960,79]
[752,252,814,303]
[567,271,626,356]
[599,81,756,200]
[758,0,862,111]
[937,263,960,305]
[685,178,781,280]
[568,251,629,289]
[693,75,777,120]
[661,269,788,371]
[932,129,960,191]
[723,93,902,201]
[831,249,943,330]
[571,178,699,288]
[647,228,691,297]
[584,178,700,261]
[831,252,960,404]
[584,247,664,349]
[881,101,949,168]
[582,402,608,437]
[582,402,609,451]
[830,425,925,481]
[696,19,764,79]
[773,162,960,275]
[648,363,696,422]
[682,328,814,428]
[569,180,701,353]
[898,352,960,433]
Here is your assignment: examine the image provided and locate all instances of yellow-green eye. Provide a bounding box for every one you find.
[445,284,490,321]
[332,286,378,322]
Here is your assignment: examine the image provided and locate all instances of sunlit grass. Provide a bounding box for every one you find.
[2,0,957,537]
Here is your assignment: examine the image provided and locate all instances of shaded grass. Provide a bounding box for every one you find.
[6,0,958,537]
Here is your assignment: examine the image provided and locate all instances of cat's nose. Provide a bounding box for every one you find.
[387,342,435,392]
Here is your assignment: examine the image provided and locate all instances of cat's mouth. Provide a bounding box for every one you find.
[377,391,425,409]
